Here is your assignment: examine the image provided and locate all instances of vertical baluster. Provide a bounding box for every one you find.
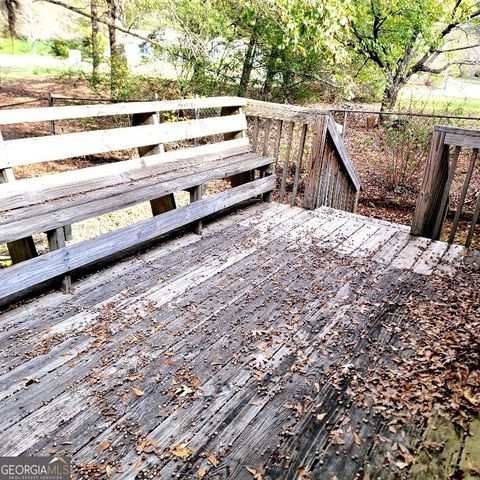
[432,145,461,240]
[252,116,260,152]
[262,118,271,156]
[466,193,480,249]
[280,122,295,203]
[448,148,478,244]
[291,124,308,206]
[273,120,283,164]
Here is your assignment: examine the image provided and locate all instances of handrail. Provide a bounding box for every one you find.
[245,99,361,212]
[412,125,480,248]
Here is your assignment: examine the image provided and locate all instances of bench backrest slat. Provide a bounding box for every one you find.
[0,96,246,125]
[1,113,247,168]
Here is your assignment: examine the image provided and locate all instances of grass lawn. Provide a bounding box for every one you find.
[397,95,480,116]
[0,37,52,56]
[0,65,83,80]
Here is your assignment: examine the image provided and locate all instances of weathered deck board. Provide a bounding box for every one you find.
[0,202,473,480]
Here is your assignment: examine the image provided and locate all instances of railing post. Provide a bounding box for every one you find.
[303,115,328,209]
[411,128,450,239]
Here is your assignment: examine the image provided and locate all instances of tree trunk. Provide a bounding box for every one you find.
[5,0,20,38]
[380,78,405,112]
[106,0,128,97]
[90,0,100,84]
[261,46,279,98]
[238,27,257,97]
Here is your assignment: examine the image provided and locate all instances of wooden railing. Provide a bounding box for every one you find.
[412,125,480,248]
[245,100,361,212]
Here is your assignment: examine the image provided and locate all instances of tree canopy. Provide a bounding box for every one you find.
[3,0,480,107]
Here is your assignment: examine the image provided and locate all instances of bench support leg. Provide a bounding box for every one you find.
[150,194,177,216]
[189,185,203,235]
[7,238,38,264]
[47,227,72,293]
[261,163,275,203]
[1,165,38,264]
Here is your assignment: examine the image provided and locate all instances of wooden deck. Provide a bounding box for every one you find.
[0,202,477,479]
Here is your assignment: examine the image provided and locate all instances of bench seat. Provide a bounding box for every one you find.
[0,96,276,303]
[0,142,272,244]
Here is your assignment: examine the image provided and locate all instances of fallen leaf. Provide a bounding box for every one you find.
[105,465,112,477]
[127,375,142,382]
[170,442,192,459]
[197,468,207,479]
[330,429,345,445]
[316,412,327,422]
[175,384,194,397]
[131,387,144,397]
[246,465,265,479]
[396,461,409,470]
[22,376,39,387]
[353,432,362,445]
[98,441,110,455]
[467,459,480,474]
[208,454,219,467]
[297,466,311,479]
[463,388,479,406]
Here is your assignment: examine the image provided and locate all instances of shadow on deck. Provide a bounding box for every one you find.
[0,202,478,480]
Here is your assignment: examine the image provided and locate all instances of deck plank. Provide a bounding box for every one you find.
[0,202,472,480]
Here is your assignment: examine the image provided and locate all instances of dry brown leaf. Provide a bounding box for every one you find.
[105,465,112,477]
[22,376,39,387]
[208,454,219,467]
[296,466,311,479]
[353,432,362,445]
[175,384,194,397]
[98,441,110,455]
[246,465,265,479]
[165,357,176,366]
[131,387,144,397]
[197,468,207,479]
[330,429,345,445]
[463,388,480,406]
[170,442,192,459]
[467,459,480,474]
[316,412,327,422]
[127,375,142,382]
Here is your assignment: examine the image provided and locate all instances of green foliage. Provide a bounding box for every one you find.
[346,0,480,108]
[50,38,82,59]
[0,36,52,55]
[154,0,349,102]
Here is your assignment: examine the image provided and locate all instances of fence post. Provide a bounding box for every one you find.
[48,93,56,135]
[411,128,450,239]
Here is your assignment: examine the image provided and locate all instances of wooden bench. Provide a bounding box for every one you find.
[0,96,275,303]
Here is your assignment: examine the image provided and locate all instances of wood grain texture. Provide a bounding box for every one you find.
[0,176,275,300]
[0,154,273,243]
[1,114,247,168]
[0,203,469,480]
[0,96,246,125]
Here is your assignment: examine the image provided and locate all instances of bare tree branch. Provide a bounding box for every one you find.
[33,0,163,48]
[420,59,480,74]
[436,42,480,53]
